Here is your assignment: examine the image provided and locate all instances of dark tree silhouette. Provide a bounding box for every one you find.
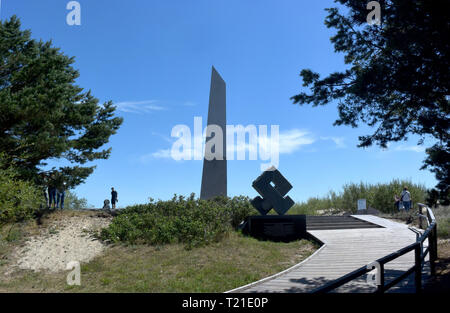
[292,0,449,203]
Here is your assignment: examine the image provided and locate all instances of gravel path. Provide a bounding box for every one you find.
[13,214,111,273]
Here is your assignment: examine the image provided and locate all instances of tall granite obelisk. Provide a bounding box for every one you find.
[200,66,227,200]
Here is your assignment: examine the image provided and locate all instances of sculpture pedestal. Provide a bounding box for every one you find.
[242,215,306,242]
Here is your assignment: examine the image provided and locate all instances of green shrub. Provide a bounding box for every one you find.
[100,194,257,249]
[0,166,42,225]
[64,191,90,210]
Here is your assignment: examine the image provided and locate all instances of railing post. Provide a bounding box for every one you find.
[376,263,385,293]
[418,205,423,229]
[415,243,422,293]
[430,224,437,276]
[434,223,438,258]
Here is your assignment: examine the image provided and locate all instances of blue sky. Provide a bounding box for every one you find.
[2,0,437,207]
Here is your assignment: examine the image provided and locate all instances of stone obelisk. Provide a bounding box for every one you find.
[200,66,227,200]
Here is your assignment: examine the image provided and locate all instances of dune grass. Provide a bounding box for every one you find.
[433,205,450,239]
[288,179,427,215]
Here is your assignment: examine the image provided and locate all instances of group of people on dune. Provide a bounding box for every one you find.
[41,172,67,210]
[41,171,119,211]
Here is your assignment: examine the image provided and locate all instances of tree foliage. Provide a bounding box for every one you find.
[292,0,449,203]
[0,16,123,187]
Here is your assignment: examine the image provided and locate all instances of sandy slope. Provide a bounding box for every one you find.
[12,214,111,273]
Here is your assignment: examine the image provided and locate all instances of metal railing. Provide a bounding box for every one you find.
[312,203,438,293]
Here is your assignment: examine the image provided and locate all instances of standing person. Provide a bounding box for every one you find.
[111,187,118,210]
[56,181,67,210]
[400,187,412,211]
[394,194,401,211]
[48,173,57,210]
[41,173,49,209]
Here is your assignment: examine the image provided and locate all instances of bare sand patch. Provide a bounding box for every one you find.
[12,214,111,273]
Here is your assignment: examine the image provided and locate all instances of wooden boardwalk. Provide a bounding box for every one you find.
[228,215,430,293]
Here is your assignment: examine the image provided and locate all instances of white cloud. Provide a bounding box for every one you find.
[150,149,172,159]
[395,145,426,153]
[140,149,174,163]
[320,136,346,148]
[115,100,166,114]
[145,128,315,162]
[151,132,173,143]
[278,129,315,154]
[224,128,314,156]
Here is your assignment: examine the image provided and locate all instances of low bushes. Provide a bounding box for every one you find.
[0,166,42,225]
[100,194,257,249]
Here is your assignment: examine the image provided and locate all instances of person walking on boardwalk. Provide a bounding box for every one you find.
[111,187,118,210]
[400,187,412,211]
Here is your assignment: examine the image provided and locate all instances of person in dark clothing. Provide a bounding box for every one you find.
[48,173,57,209]
[56,181,67,210]
[41,173,50,209]
[111,187,118,209]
